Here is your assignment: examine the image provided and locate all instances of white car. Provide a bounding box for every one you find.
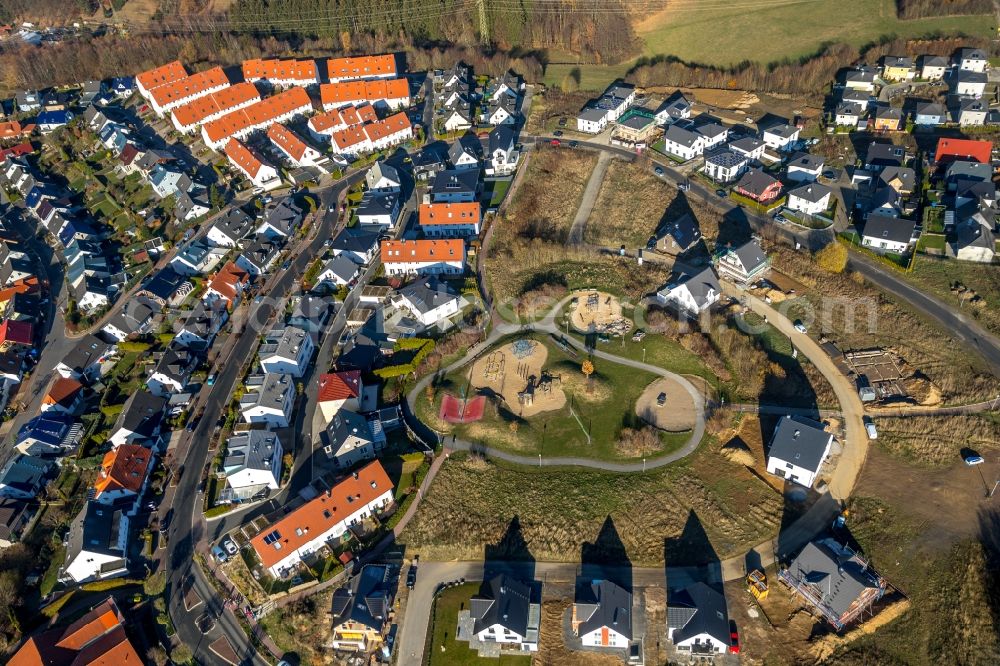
[865,421,878,440]
[793,320,808,334]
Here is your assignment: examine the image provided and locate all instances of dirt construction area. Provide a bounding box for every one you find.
[569,290,633,335]
[468,339,567,418]
[634,377,696,432]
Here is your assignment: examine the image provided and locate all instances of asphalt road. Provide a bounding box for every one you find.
[167,178,358,666]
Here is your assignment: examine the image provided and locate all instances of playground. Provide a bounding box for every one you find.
[569,290,633,336]
[467,339,567,418]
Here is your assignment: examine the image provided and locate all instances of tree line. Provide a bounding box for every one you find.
[626,35,998,98]
[896,0,994,20]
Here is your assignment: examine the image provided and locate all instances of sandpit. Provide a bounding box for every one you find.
[569,290,633,335]
[468,339,567,417]
[635,377,696,432]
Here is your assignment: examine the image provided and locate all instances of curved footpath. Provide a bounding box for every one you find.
[405,295,707,471]
[395,293,867,663]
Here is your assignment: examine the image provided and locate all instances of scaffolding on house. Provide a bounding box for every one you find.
[777,544,887,632]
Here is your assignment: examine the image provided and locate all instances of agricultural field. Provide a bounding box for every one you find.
[634,0,994,67]
[416,334,692,461]
[774,246,1000,405]
[401,413,787,565]
[583,159,677,248]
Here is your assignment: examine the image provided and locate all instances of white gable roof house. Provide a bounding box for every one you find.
[702,150,748,183]
[656,266,721,316]
[320,409,386,469]
[668,582,731,655]
[467,574,541,653]
[661,125,704,162]
[765,415,833,488]
[714,239,769,287]
[220,430,283,501]
[787,182,833,216]
[572,579,632,649]
[258,325,315,377]
[365,161,402,193]
[240,373,296,428]
[762,122,800,152]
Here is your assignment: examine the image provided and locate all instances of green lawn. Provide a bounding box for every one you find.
[488,178,512,207]
[416,333,687,461]
[542,62,635,91]
[635,0,994,66]
[916,233,946,253]
[427,583,532,666]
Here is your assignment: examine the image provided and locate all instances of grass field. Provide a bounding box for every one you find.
[774,247,1000,404]
[486,148,673,306]
[875,413,1000,467]
[427,583,531,666]
[416,334,688,461]
[634,0,994,67]
[401,421,784,564]
[540,0,995,92]
[905,256,1000,336]
[584,159,676,248]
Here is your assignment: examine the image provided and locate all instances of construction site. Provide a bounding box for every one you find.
[569,290,633,336]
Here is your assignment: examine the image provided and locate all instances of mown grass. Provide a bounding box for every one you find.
[634,0,993,66]
[426,583,531,666]
[416,334,676,461]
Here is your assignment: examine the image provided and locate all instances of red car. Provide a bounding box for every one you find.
[550,138,561,146]
[729,627,740,654]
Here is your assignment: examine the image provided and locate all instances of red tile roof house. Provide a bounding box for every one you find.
[41,377,84,415]
[733,168,783,204]
[317,370,363,423]
[251,460,394,578]
[934,137,992,165]
[0,319,33,351]
[8,597,142,666]
[204,261,251,309]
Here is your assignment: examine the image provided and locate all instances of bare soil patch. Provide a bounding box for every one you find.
[534,599,621,666]
[634,377,695,433]
[468,340,567,418]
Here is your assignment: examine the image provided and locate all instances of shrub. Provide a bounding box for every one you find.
[814,242,848,273]
[81,577,140,592]
[143,571,166,597]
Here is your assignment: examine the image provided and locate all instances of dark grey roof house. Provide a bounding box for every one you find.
[779,538,886,630]
[470,574,541,648]
[667,582,731,654]
[573,579,633,645]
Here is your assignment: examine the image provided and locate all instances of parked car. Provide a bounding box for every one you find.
[715,189,727,197]
[964,454,985,466]
[223,538,238,556]
[793,320,808,334]
[558,117,567,127]
[730,622,741,654]
[774,214,788,224]
[206,374,216,387]
[211,545,228,563]
[406,566,418,589]
[865,419,878,440]
[657,392,667,407]
[678,180,690,192]
[553,130,564,137]
[654,166,664,176]
[632,329,646,342]
[569,140,578,148]
[550,139,561,146]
